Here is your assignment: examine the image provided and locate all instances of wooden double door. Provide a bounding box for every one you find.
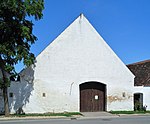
[80,82,106,112]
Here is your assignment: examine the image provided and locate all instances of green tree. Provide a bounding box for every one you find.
[0,0,44,116]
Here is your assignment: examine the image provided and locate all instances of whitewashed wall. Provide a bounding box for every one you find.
[0,14,135,114]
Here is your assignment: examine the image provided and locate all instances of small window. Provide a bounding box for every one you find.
[9,93,13,98]
[42,93,46,97]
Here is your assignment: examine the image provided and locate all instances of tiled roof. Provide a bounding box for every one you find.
[127,59,150,66]
[127,59,150,86]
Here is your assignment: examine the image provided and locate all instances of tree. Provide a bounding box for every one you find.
[0,0,44,116]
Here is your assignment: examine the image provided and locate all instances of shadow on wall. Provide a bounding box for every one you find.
[8,66,35,114]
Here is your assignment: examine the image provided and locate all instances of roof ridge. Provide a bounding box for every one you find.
[127,59,150,66]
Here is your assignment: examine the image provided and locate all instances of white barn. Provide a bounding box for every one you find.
[0,14,135,114]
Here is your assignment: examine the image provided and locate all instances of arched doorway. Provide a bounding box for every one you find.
[80,82,106,112]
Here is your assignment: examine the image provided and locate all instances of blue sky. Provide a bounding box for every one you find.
[16,0,150,72]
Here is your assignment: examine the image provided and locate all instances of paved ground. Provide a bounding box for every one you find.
[0,112,150,121]
[0,115,150,124]
[81,112,118,119]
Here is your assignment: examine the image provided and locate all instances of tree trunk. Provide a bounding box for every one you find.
[3,86,9,116]
[0,57,10,116]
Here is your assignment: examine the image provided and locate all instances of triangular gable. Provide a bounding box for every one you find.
[35,14,134,79]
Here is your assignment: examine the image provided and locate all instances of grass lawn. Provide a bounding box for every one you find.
[109,111,150,114]
[11,112,82,117]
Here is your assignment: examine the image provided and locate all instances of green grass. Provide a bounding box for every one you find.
[11,112,82,117]
[109,111,150,114]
